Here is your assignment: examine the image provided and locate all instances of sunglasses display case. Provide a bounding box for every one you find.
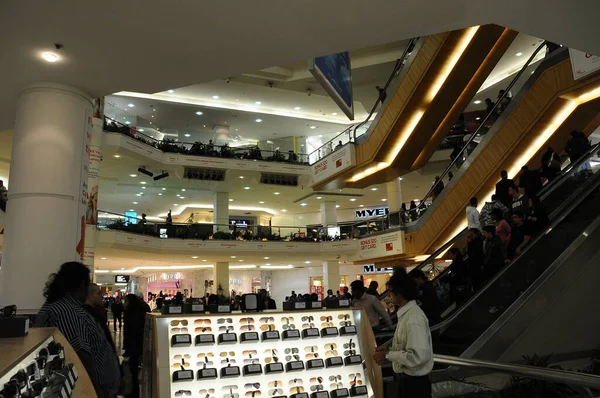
[0,327,96,397]
[143,308,382,398]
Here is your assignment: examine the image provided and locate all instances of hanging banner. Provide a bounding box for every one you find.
[569,49,600,80]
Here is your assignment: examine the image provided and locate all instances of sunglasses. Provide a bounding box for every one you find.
[196,360,214,367]
[241,325,256,332]
[223,386,239,392]
[325,350,339,357]
[243,350,257,356]
[329,375,342,382]
[344,340,356,349]
[221,358,237,365]
[199,389,216,395]
[170,320,188,327]
[245,392,261,397]
[288,378,303,386]
[264,349,278,355]
[285,348,298,354]
[264,356,279,363]
[197,352,214,358]
[171,327,188,333]
[260,324,276,332]
[289,387,305,394]
[321,322,334,328]
[173,354,191,360]
[259,317,275,324]
[244,383,260,390]
[175,391,192,397]
[304,346,318,353]
[282,323,296,330]
[268,381,283,388]
[195,327,212,333]
[281,317,294,323]
[285,354,300,362]
[305,353,319,360]
[310,377,324,384]
[194,319,211,325]
[240,317,255,324]
[218,318,233,324]
[220,351,235,357]
[301,316,314,322]
[324,343,337,350]
[338,314,350,320]
[301,323,315,329]
[219,326,235,332]
[268,389,283,396]
[330,383,344,390]
[349,374,363,386]
[310,385,324,392]
[344,350,356,356]
[244,358,260,365]
[339,321,352,327]
[171,362,190,369]
[320,316,332,322]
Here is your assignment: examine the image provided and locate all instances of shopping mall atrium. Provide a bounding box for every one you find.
[1,2,600,397]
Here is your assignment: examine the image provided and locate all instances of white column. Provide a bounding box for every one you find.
[213,192,229,233]
[386,178,403,213]
[320,201,337,226]
[323,260,340,293]
[83,115,104,279]
[0,83,93,312]
[214,262,230,296]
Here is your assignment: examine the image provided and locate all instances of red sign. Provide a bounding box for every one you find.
[335,159,343,168]
[385,242,393,251]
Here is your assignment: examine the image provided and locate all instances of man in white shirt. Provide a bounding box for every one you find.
[350,280,392,330]
[373,269,433,397]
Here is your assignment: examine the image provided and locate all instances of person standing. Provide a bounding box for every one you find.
[541,146,561,182]
[527,196,549,236]
[111,296,124,332]
[373,269,433,397]
[491,208,511,246]
[350,280,392,331]
[509,184,529,216]
[36,262,120,398]
[467,228,485,290]
[466,197,481,231]
[506,212,533,260]
[482,226,507,281]
[479,195,509,228]
[409,269,441,326]
[83,283,115,353]
[448,247,469,303]
[366,281,379,296]
[495,170,514,209]
[123,294,150,398]
[484,98,494,115]
[431,176,444,201]
[0,180,7,211]
[409,201,418,221]
[166,210,173,225]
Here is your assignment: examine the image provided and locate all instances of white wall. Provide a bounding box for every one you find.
[270,268,311,306]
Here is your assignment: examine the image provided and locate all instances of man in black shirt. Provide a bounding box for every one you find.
[506,211,533,260]
[467,228,485,290]
[518,165,543,197]
[83,283,115,353]
[508,184,529,216]
[495,170,514,208]
[110,296,124,332]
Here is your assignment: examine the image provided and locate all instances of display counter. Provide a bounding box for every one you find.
[143,308,382,398]
[0,327,97,397]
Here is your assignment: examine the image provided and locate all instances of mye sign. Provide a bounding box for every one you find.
[355,207,389,219]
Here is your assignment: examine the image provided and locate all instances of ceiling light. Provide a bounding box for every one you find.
[304,261,311,264]
[238,259,244,262]
[359,204,364,207]
[294,106,301,110]
[239,176,244,179]
[129,174,137,177]
[136,194,142,197]
[264,257,270,260]
[138,129,144,132]
[161,187,166,190]
[371,188,378,191]
[300,203,307,206]
[140,181,147,185]
[181,189,186,192]
[349,198,356,202]
[173,203,178,206]
[195,111,203,116]
[281,209,287,212]
[167,90,174,93]
[141,187,146,190]
[475,117,481,121]
[100,257,107,260]
[259,201,265,204]
[184,133,191,137]
[125,121,131,125]
[42,52,59,63]
[180,196,185,199]
[255,119,263,123]
[127,103,135,108]
[309,126,316,129]
[260,265,293,269]
[331,112,337,116]
[231,256,237,259]
[229,198,234,202]
[335,205,340,208]
[113,154,121,158]
[158,193,162,196]
[516,52,523,57]
[212,95,219,99]
[153,172,169,181]
[473,100,482,104]
[274,192,280,195]
[381,198,388,202]
[244,187,251,190]
[176,194,180,197]
[129,209,134,212]
[202,259,207,262]
[316,196,323,199]
[192,256,199,259]
[398,177,404,181]
[265,263,271,266]
[132,201,138,204]
[255,101,262,105]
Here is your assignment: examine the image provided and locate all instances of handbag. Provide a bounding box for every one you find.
[118,357,134,395]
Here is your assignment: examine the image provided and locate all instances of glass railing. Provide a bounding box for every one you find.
[97,210,378,242]
[308,38,419,164]
[103,116,311,165]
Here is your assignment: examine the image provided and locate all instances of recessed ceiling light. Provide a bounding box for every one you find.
[281,209,287,212]
[114,154,121,158]
[192,256,199,259]
[473,100,482,104]
[304,261,311,264]
[176,193,180,197]
[475,117,481,120]
[212,95,220,99]
[294,106,301,110]
[129,209,134,212]
[132,201,138,204]
[125,121,131,125]
[238,259,244,262]
[42,52,59,63]
[195,111,203,116]
[181,189,186,192]
[173,203,178,206]
[129,174,137,177]
[141,187,146,190]
[100,257,107,260]
[332,112,337,116]
[229,198,234,202]
[335,205,340,208]
[149,122,152,124]
[316,196,323,199]
[381,198,388,202]
[300,203,307,206]
[516,52,523,57]
[274,192,280,195]
[259,201,265,204]
[371,187,377,191]
[309,126,316,129]
[359,204,364,207]
[350,198,357,202]
[138,128,145,132]
[202,259,207,262]
[255,101,262,105]
[162,187,166,190]
[265,263,271,266]
[255,119,263,123]
[140,181,146,185]
[127,103,135,108]
[238,176,245,180]
[136,193,142,197]
[398,177,403,181]
[180,196,185,199]
[244,186,251,190]
[231,256,237,259]
[158,193,162,196]
[167,89,175,93]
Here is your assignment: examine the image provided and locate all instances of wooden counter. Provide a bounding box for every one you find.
[0,327,97,398]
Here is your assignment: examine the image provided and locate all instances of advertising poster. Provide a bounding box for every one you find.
[309,51,354,120]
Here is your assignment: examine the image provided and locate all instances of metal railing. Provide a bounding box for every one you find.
[308,38,420,164]
[103,116,311,165]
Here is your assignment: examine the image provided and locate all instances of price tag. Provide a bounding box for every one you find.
[326,357,344,367]
[291,393,309,398]
[312,301,322,308]
[175,335,189,343]
[169,306,183,314]
[192,304,204,311]
[222,333,236,341]
[218,305,230,312]
[351,386,368,396]
[283,329,301,340]
[266,362,284,373]
[307,359,324,369]
[340,325,357,336]
[321,327,339,337]
[198,368,217,379]
[198,335,213,342]
[265,331,279,339]
[344,355,363,365]
[225,367,239,375]
[332,388,349,398]
[339,300,350,306]
[302,328,320,339]
[247,364,261,373]
[294,302,306,309]
[288,361,304,370]
[314,392,329,398]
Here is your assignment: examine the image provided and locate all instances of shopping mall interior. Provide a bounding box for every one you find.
[1,2,600,397]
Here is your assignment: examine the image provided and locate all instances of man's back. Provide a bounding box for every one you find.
[495,178,513,207]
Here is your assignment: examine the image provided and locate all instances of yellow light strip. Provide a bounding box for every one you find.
[349,26,480,182]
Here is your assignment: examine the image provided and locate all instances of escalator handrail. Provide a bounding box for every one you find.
[418,40,549,206]
[352,37,419,139]
[433,354,600,391]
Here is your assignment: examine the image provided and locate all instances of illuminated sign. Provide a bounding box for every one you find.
[355,207,389,219]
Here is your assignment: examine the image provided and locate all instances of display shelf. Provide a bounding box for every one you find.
[143,309,382,398]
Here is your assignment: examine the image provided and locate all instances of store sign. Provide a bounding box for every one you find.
[362,265,394,274]
[161,272,182,281]
[569,49,600,80]
[229,279,242,285]
[355,207,389,219]
[311,145,356,185]
[356,231,405,261]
